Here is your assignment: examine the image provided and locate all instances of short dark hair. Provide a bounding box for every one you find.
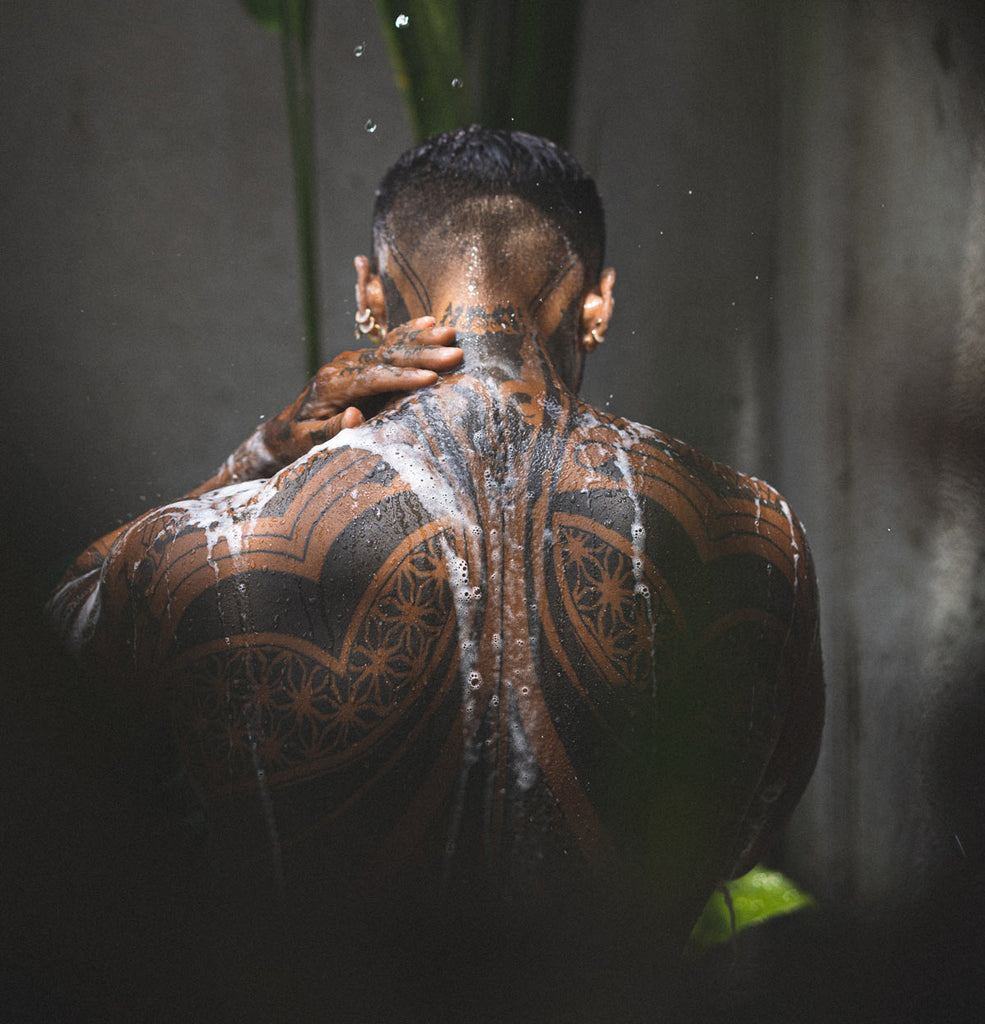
[373,125,605,282]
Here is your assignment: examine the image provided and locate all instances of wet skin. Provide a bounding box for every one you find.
[49,253,823,952]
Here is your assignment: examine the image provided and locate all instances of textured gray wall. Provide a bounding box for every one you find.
[1,3,413,584]
[773,0,985,916]
[2,1,781,587]
[4,0,985,1012]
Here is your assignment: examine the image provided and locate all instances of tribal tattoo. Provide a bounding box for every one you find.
[51,309,822,913]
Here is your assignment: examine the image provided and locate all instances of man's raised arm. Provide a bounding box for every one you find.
[48,318,461,651]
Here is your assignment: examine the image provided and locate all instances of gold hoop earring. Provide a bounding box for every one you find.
[355,307,385,344]
[583,320,604,351]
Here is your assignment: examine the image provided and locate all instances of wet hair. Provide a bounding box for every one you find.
[372,125,605,283]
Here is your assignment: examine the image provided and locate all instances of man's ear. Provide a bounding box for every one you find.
[579,267,616,352]
[354,255,387,329]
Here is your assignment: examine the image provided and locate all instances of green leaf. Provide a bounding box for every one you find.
[240,0,311,43]
[468,0,582,145]
[373,0,473,141]
[239,0,320,372]
[373,0,582,146]
[686,866,815,955]
[240,0,281,29]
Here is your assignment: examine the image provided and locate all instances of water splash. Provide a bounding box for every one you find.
[614,445,659,696]
[364,119,377,134]
[353,42,365,57]
[310,416,484,878]
[247,724,286,900]
[778,498,800,584]
[507,686,537,793]
[394,13,409,28]
[50,573,103,656]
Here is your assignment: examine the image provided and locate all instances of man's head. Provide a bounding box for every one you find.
[373,125,604,281]
[356,126,614,389]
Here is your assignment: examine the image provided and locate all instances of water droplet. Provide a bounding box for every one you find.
[395,13,409,28]
[451,77,463,89]
[353,42,365,57]
[364,119,377,134]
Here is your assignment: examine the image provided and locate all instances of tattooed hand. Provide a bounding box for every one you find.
[207,317,462,489]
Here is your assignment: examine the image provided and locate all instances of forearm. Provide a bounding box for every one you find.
[185,427,282,498]
[50,318,461,644]
[51,418,304,641]
[53,439,269,602]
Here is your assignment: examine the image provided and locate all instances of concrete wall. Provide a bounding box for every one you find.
[1,3,413,585]
[2,1,784,587]
[773,0,985,910]
[763,3,985,1013]
[4,0,985,1015]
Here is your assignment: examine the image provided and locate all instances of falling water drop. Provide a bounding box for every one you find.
[395,13,409,28]
[451,77,463,89]
[364,119,377,134]
[353,42,365,57]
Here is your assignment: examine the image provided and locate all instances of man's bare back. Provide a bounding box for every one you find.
[48,128,822,956]
[51,313,819,935]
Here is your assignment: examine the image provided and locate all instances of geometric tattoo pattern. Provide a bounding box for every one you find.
[54,299,823,914]
[172,530,455,789]
[555,520,674,692]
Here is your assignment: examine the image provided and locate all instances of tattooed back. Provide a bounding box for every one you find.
[77,366,819,936]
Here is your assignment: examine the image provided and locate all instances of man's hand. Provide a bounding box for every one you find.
[198,317,461,493]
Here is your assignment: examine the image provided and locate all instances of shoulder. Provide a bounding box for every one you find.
[552,405,817,661]
[566,404,811,560]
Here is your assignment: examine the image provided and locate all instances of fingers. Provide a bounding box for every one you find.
[292,316,462,421]
[380,344,463,370]
[377,320,462,370]
[341,365,441,397]
[304,406,365,447]
[384,318,458,350]
[339,406,364,430]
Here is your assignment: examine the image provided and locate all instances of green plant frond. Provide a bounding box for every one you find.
[373,0,473,141]
[373,0,583,146]
[241,0,311,43]
[240,0,282,30]
[687,866,816,955]
[240,0,320,373]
